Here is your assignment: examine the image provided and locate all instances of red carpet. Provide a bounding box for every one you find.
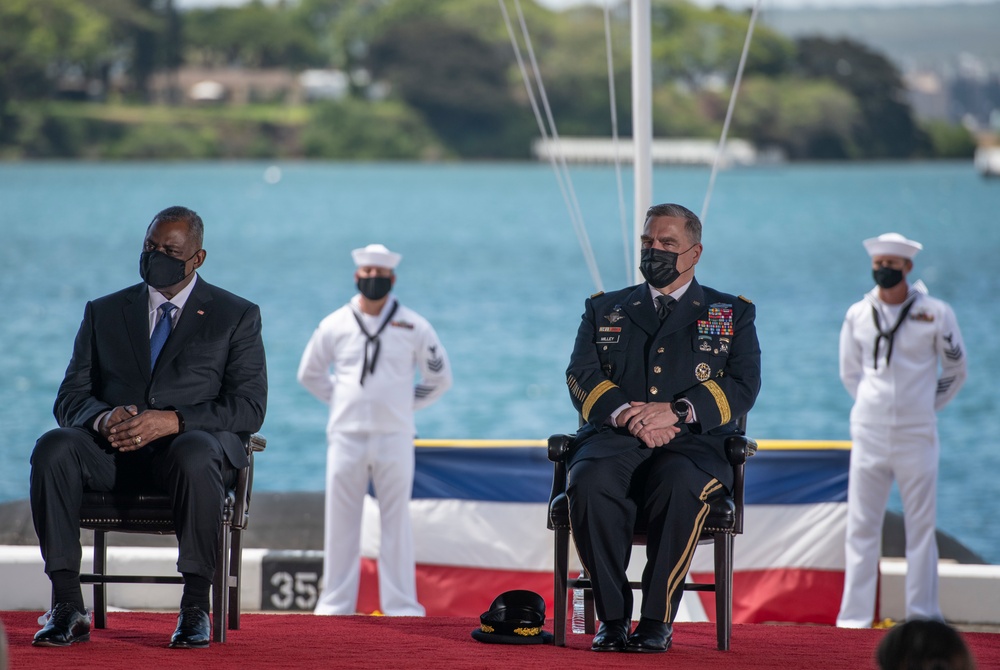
[2,611,999,670]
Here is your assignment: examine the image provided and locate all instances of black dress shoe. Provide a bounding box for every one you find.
[169,607,211,649]
[625,617,672,653]
[32,603,92,647]
[591,618,630,652]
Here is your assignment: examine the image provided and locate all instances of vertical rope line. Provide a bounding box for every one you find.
[499,1,584,278]
[701,0,762,225]
[511,0,603,292]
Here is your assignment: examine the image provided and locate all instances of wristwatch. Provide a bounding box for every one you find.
[672,398,691,423]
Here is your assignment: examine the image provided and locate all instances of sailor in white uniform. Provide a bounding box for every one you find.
[298,243,452,616]
[837,233,967,628]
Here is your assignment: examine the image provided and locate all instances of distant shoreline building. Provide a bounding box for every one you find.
[531,136,781,167]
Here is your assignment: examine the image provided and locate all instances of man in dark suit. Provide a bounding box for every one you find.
[29,206,267,648]
[565,203,760,653]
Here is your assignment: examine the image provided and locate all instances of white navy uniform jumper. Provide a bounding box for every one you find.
[836,281,967,627]
[298,294,451,616]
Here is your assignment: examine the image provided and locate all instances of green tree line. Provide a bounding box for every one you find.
[0,0,976,160]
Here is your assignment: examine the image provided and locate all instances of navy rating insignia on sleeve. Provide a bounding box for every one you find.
[427,345,445,372]
[943,333,963,361]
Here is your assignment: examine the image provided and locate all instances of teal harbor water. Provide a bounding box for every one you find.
[1,161,998,562]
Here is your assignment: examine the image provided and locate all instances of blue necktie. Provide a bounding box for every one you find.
[150,302,177,370]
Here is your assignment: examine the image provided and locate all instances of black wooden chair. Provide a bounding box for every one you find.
[547,420,755,650]
[78,432,266,643]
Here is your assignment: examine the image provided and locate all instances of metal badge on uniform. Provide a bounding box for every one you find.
[597,326,621,344]
[698,335,712,352]
[719,337,730,353]
[605,306,625,324]
[695,363,711,381]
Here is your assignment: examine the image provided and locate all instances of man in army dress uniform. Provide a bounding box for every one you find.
[565,203,761,652]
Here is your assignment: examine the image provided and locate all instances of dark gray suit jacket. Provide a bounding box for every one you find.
[54,276,267,469]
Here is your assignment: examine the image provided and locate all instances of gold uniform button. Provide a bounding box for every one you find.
[653,366,662,374]
[657,347,665,354]
[649,386,658,395]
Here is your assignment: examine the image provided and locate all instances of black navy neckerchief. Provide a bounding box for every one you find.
[351,299,400,385]
[871,296,916,370]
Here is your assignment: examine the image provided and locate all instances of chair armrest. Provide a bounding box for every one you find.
[547,435,572,530]
[548,434,574,463]
[723,434,758,466]
[232,433,264,530]
[237,432,267,457]
[249,433,267,453]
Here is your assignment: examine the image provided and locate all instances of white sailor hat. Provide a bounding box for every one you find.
[351,243,401,269]
[862,232,922,260]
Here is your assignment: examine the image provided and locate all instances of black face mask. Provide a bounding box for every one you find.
[873,266,904,289]
[139,250,196,289]
[639,246,694,289]
[357,276,392,301]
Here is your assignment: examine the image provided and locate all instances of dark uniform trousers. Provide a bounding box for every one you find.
[30,426,238,582]
[568,435,720,624]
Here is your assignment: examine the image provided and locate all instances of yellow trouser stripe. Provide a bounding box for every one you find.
[664,479,723,621]
[582,380,616,421]
[704,380,731,425]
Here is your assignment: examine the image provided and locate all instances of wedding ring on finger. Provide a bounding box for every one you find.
[134,436,142,446]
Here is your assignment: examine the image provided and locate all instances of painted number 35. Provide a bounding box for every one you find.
[270,571,319,610]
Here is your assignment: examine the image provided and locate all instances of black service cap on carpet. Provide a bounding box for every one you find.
[470,590,554,645]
